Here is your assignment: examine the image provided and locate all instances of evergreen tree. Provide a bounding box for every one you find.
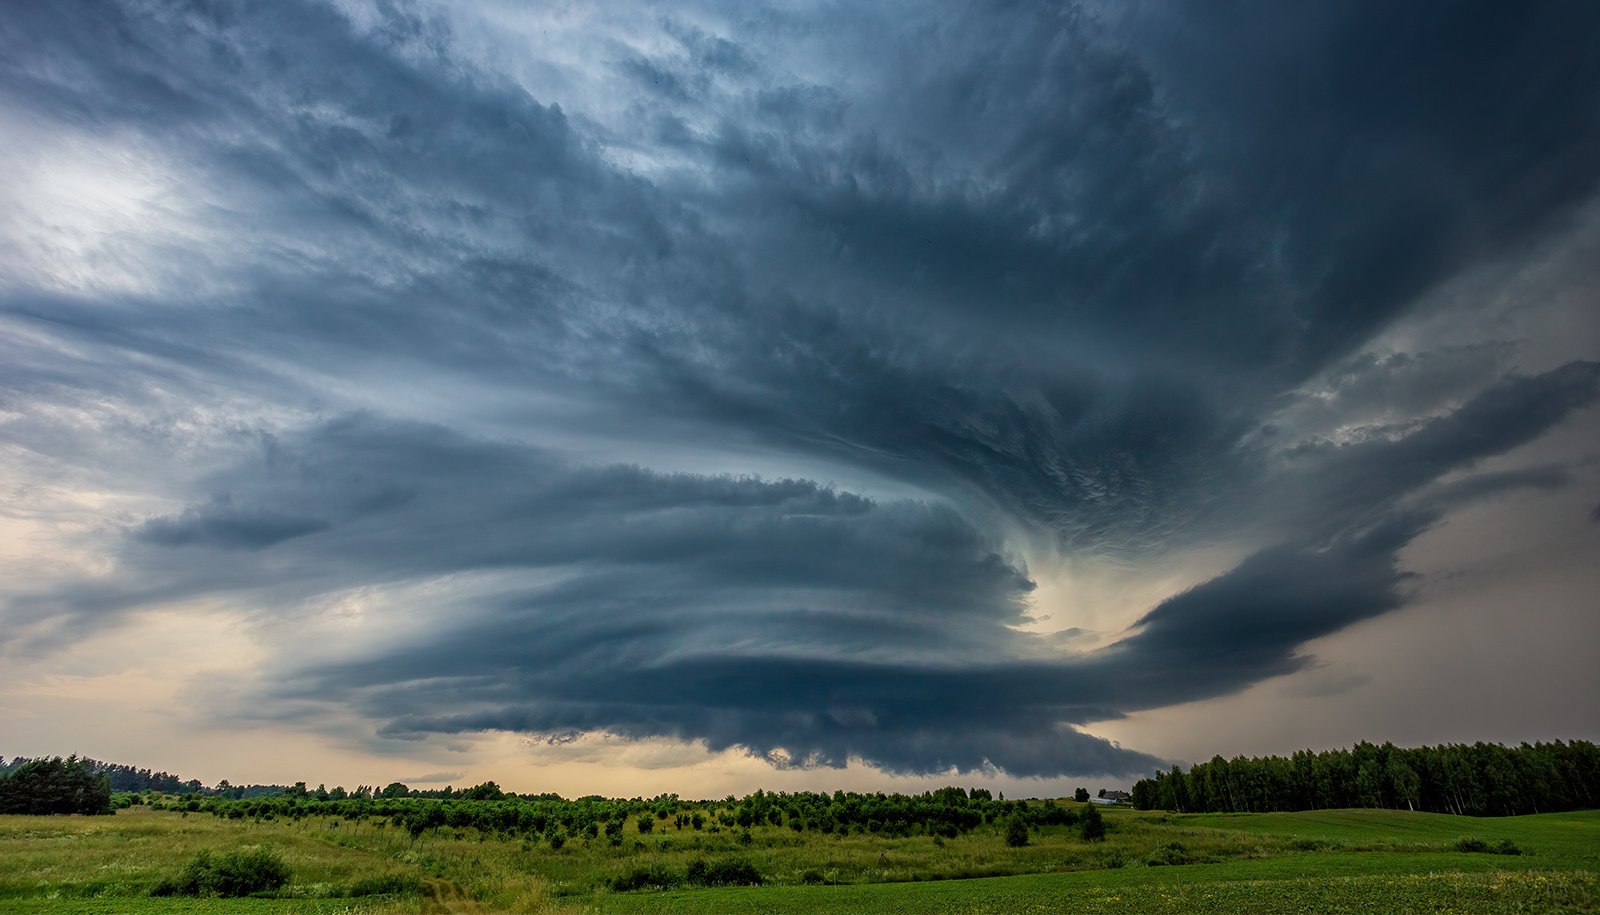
[0,756,113,815]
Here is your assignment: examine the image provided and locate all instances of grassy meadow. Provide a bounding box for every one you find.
[1,803,1596,913]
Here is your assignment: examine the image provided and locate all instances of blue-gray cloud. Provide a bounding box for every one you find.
[13,360,1596,778]
[3,0,1598,777]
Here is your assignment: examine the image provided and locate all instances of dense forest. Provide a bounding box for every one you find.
[1131,740,1600,816]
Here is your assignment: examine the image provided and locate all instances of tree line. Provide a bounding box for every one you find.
[1130,740,1600,816]
[0,755,248,796]
[157,785,1102,846]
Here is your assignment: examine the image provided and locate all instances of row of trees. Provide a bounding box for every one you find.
[0,755,281,797]
[1131,740,1600,816]
[170,785,1094,844]
[14,740,1596,824]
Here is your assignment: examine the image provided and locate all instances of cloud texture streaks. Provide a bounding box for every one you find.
[2,0,1598,781]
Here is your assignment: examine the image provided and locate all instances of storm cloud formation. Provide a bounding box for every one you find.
[3,0,1599,779]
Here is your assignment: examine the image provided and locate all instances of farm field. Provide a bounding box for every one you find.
[1,804,1596,913]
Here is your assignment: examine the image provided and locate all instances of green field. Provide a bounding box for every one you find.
[2,805,1596,913]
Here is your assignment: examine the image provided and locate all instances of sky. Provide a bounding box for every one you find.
[2,0,1598,798]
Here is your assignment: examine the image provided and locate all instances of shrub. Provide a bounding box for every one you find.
[685,857,763,887]
[1004,815,1029,848]
[1454,837,1524,855]
[1079,803,1105,841]
[608,863,679,892]
[151,849,291,897]
[347,872,422,897]
[1146,841,1190,866]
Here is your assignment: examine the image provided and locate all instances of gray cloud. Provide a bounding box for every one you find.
[135,501,332,549]
[1265,362,1600,535]
[3,0,1599,778]
[17,358,1593,778]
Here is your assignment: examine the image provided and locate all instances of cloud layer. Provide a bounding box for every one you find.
[3,0,1598,778]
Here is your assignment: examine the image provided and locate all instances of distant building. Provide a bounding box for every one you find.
[1093,789,1131,804]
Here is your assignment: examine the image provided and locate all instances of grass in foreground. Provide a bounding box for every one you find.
[0,805,1595,913]
[589,866,1598,915]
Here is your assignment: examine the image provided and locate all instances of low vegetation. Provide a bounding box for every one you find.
[151,848,291,897]
[2,739,1597,912]
[0,801,1595,912]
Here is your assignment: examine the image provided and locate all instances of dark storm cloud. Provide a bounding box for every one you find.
[135,504,331,549]
[9,0,1596,553]
[24,359,1596,778]
[567,0,1600,553]
[1274,344,1519,434]
[1268,362,1600,538]
[10,414,1163,775]
[1089,364,1600,711]
[6,415,1006,623]
[4,0,1600,776]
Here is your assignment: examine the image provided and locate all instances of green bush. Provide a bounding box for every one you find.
[1079,803,1105,841]
[1454,836,1524,855]
[685,857,763,887]
[347,872,421,897]
[1146,841,1191,866]
[151,848,291,897]
[1004,815,1029,847]
[608,863,679,892]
